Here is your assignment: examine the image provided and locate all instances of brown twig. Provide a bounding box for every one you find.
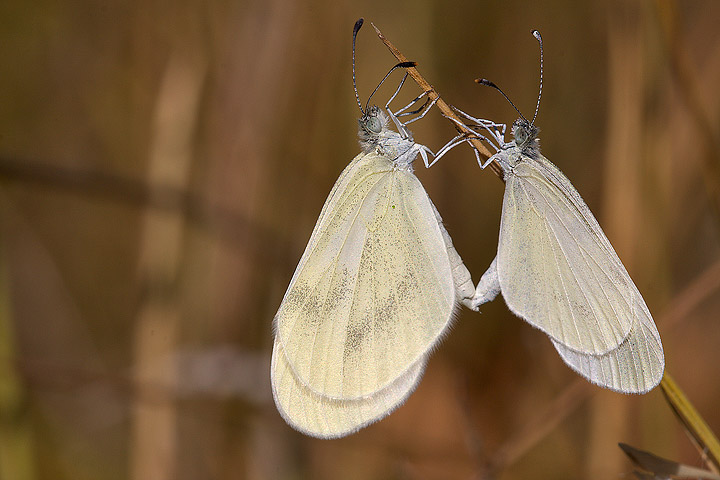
[371,22,504,180]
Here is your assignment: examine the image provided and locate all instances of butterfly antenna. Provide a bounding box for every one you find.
[474,78,527,123]
[352,18,365,114]
[365,61,417,113]
[530,29,543,126]
[352,18,415,113]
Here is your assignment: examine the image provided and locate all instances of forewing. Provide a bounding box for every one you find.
[275,152,456,399]
[551,307,664,393]
[498,154,638,355]
[271,339,425,439]
[278,152,371,297]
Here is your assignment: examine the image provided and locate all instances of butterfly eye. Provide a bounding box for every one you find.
[364,116,383,134]
[515,128,527,146]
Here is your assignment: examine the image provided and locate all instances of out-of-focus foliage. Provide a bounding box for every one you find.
[1,0,719,479]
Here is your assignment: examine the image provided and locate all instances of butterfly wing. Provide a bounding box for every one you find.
[274,151,459,400]
[497,153,643,355]
[271,338,426,438]
[431,200,476,310]
[551,306,664,393]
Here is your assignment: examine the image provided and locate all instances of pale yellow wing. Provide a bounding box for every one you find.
[498,154,639,355]
[433,201,476,310]
[275,151,457,399]
[551,299,664,393]
[270,339,425,438]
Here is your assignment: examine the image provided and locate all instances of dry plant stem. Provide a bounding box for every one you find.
[370,22,504,180]
[656,258,720,474]
[660,372,720,474]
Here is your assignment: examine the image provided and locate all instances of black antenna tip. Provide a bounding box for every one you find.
[352,18,365,114]
[474,77,527,122]
[531,30,542,41]
[475,78,497,88]
[354,18,364,34]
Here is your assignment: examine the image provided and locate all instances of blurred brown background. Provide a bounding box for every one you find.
[1,0,720,479]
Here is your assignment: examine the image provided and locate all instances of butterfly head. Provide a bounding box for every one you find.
[512,117,541,159]
[358,105,389,152]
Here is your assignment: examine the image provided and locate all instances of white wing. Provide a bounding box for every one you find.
[497,153,641,355]
[274,151,462,399]
[551,306,664,393]
[271,339,426,439]
[432,201,476,310]
[471,252,664,392]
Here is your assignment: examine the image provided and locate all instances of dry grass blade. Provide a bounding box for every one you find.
[660,373,720,474]
[619,442,720,479]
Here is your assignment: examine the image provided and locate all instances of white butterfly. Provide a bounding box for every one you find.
[459,30,664,394]
[271,19,476,438]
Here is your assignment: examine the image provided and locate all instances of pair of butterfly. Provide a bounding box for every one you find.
[271,19,665,439]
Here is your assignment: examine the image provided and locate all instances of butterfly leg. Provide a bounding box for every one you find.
[421,134,469,168]
[441,114,500,169]
[450,106,510,149]
[385,76,440,138]
[384,72,413,135]
[393,92,438,125]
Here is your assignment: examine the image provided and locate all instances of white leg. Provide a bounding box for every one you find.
[395,95,438,126]
[417,148,431,169]
[451,106,507,135]
[468,145,483,168]
[450,106,509,148]
[385,71,408,108]
[386,91,439,138]
[384,73,412,134]
[379,74,504,170]
[394,91,429,116]
[439,115,500,169]
[384,71,444,136]
[422,133,476,169]
[478,151,501,170]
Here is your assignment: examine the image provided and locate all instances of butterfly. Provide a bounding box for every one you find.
[458,30,664,394]
[271,18,476,438]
